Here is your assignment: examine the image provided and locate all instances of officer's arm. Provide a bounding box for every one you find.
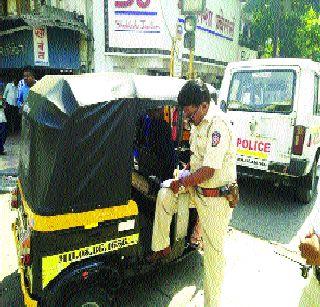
[179,166,214,188]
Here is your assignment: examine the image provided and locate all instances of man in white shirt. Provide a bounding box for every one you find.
[3,79,19,133]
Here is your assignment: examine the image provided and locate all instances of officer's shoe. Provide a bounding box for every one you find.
[147,247,171,263]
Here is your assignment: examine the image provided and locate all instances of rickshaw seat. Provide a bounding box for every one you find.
[131,171,159,201]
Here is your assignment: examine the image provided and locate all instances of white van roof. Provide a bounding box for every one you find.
[227,58,320,71]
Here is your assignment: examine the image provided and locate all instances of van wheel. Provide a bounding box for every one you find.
[64,287,112,307]
[295,159,318,204]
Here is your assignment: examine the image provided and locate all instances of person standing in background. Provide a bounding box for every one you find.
[3,78,19,134]
[17,69,36,132]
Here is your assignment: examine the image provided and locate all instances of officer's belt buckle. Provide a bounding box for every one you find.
[196,186,228,197]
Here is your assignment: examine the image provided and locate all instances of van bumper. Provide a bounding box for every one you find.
[237,158,308,179]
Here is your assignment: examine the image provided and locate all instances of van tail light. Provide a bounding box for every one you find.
[292,125,306,155]
[11,188,19,209]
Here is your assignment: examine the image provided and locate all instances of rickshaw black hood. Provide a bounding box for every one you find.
[18,75,153,216]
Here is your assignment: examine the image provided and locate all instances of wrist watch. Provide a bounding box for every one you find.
[178,179,186,192]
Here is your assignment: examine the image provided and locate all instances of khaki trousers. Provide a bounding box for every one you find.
[299,271,320,307]
[151,187,233,307]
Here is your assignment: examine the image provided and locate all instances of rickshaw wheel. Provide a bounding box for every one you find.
[64,286,112,307]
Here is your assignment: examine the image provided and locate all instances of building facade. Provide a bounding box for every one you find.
[92,0,257,86]
[0,0,93,82]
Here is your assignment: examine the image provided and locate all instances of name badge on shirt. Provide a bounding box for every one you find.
[212,131,221,147]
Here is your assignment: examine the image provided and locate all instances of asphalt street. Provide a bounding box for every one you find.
[1,176,320,306]
[231,177,319,246]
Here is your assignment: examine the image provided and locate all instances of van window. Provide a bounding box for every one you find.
[227,70,296,113]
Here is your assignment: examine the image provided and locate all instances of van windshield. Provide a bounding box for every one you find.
[227,69,296,113]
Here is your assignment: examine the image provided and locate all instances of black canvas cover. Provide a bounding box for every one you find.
[19,77,141,215]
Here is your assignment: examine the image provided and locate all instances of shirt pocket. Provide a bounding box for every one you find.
[196,134,207,156]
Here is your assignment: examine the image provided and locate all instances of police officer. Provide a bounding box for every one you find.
[149,80,237,306]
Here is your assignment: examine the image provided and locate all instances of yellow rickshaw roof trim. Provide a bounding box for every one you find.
[17,179,138,232]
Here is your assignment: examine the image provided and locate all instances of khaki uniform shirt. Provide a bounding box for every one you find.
[189,111,237,188]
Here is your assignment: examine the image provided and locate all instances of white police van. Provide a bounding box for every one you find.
[219,58,320,203]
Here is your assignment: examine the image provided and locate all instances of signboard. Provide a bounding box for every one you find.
[105,0,243,65]
[108,0,168,49]
[0,43,24,57]
[181,0,206,15]
[188,0,241,64]
[33,27,49,66]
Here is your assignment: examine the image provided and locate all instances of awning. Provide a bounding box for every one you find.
[0,15,90,37]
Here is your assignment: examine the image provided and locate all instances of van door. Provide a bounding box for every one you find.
[226,68,298,172]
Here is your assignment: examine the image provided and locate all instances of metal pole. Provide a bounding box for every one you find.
[188,48,194,79]
[170,39,175,77]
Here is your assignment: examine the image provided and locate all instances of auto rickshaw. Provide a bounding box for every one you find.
[11,73,199,306]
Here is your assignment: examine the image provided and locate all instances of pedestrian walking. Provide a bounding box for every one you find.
[17,68,36,131]
[149,80,238,306]
[3,78,19,133]
[17,68,36,109]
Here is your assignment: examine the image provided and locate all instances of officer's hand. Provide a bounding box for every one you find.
[170,180,180,194]
[299,233,320,266]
